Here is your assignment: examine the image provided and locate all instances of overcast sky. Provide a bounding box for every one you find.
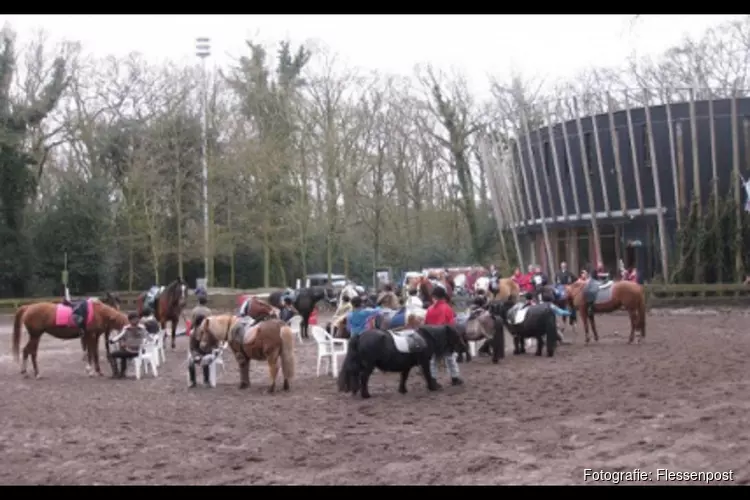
[1,14,743,97]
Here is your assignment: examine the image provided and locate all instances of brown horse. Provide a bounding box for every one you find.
[240,295,280,321]
[12,300,129,378]
[136,278,188,349]
[417,275,453,304]
[197,315,295,393]
[565,279,646,344]
[490,278,520,302]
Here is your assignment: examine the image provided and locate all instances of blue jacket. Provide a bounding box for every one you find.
[347,308,378,336]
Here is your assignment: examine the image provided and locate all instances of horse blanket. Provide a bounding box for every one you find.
[389,329,427,354]
[55,299,94,329]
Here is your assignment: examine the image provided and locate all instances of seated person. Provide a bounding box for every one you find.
[188,295,211,335]
[109,312,148,379]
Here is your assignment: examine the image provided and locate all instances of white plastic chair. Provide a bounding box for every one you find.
[134,337,159,380]
[468,341,478,357]
[288,315,304,343]
[153,330,166,366]
[185,341,227,388]
[309,325,348,378]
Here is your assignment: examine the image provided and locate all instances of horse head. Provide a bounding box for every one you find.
[164,278,188,310]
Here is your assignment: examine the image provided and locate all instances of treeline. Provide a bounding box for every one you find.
[2,17,750,297]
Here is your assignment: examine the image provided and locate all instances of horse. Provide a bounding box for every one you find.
[197,315,295,392]
[489,278,520,302]
[455,307,504,364]
[493,301,558,357]
[565,279,646,344]
[12,300,129,378]
[293,286,331,340]
[417,276,453,305]
[330,308,425,340]
[239,295,280,321]
[337,325,465,399]
[136,278,188,349]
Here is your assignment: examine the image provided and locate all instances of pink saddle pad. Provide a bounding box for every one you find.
[55,305,74,327]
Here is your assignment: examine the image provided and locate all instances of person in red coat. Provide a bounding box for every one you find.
[425,286,462,387]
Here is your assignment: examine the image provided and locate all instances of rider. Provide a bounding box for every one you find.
[579,269,599,317]
[109,312,148,379]
[279,296,298,323]
[237,295,253,317]
[594,261,610,282]
[425,286,463,388]
[146,285,163,311]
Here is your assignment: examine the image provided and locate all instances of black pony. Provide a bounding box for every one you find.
[537,284,576,338]
[293,286,332,340]
[337,325,465,399]
[495,301,558,357]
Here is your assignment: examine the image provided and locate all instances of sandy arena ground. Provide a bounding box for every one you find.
[0,310,749,485]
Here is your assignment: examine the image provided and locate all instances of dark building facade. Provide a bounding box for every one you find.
[498,96,750,279]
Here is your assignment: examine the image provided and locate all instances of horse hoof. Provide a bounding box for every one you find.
[398,387,407,394]
[239,382,249,390]
[266,387,275,394]
[283,380,290,391]
[35,373,41,380]
[361,393,371,399]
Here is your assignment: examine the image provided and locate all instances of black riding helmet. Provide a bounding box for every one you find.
[431,286,448,301]
[524,292,534,301]
[197,295,208,305]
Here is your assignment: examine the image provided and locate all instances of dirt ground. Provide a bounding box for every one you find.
[1,310,749,485]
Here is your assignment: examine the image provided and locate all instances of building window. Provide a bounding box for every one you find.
[584,132,594,175]
[543,141,551,176]
[642,124,652,169]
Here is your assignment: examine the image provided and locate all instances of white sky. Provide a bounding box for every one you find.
[1,14,743,98]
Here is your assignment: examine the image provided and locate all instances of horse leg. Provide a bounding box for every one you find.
[21,332,37,377]
[28,335,42,379]
[359,364,375,399]
[171,320,177,349]
[581,307,591,344]
[419,357,439,391]
[266,354,280,394]
[590,315,600,342]
[398,368,410,394]
[512,335,521,355]
[628,309,638,344]
[238,359,250,389]
[535,335,544,356]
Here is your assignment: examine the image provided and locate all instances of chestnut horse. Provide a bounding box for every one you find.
[196,315,295,392]
[490,278,520,302]
[12,300,129,378]
[79,292,121,359]
[136,278,188,349]
[565,280,646,344]
[417,276,453,304]
[239,295,280,321]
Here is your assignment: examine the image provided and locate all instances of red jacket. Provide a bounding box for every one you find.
[519,273,534,293]
[425,299,455,326]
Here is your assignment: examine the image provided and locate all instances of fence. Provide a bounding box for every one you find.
[479,86,750,282]
[1,284,748,313]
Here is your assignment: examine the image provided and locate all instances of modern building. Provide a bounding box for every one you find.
[483,94,750,279]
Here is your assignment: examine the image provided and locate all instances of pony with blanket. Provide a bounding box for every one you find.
[493,300,558,357]
[12,300,129,378]
[455,306,504,364]
[565,279,646,344]
[337,325,465,399]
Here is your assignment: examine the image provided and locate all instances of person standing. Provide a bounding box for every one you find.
[555,261,575,286]
[424,286,462,388]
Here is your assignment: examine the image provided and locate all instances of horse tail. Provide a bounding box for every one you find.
[279,325,296,382]
[12,305,28,363]
[636,287,647,336]
[337,334,361,393]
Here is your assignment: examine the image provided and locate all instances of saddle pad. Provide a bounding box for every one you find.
[599,280,613,290]
[389,329,426,354]
[595,285,614,304]
[54,305,73,327]
[508,304,529,325]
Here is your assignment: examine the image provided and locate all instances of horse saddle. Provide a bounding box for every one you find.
[507,303,529,325]
[57,300,89,328]
[388,329,426,354]
[594,281,614,304]
[232,317,257,344]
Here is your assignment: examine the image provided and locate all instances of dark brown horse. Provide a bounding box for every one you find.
[136,278,188,349]
[565,279,646,344]
[12,300,129,378]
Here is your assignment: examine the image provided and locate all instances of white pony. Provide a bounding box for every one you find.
[453,273,467,289]
[474,276,490,294]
